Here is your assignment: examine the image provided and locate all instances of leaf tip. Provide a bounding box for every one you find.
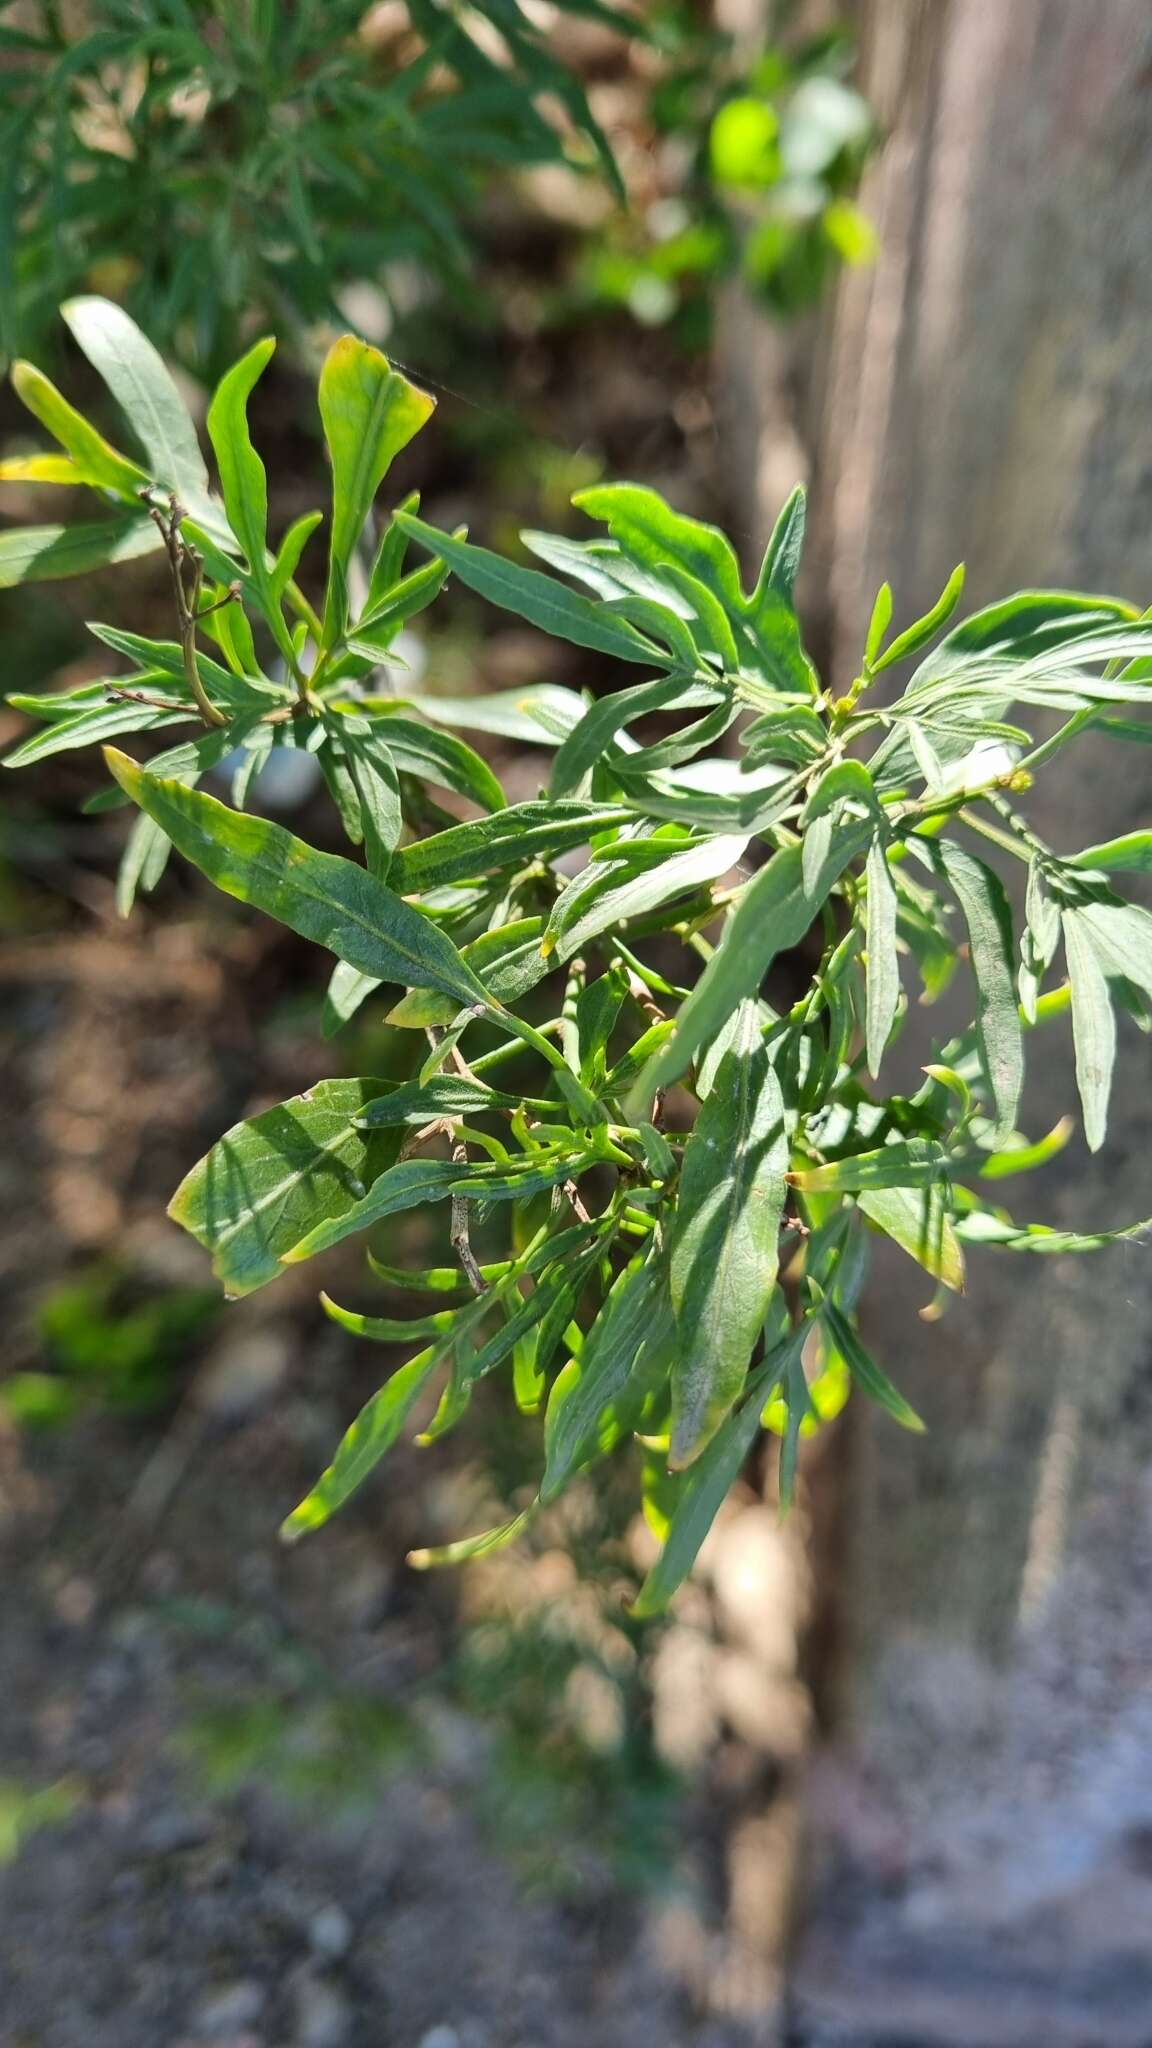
[102,745,141,797]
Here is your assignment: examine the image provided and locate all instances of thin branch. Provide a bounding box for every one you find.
[146,496,227,729]
[451,1146,487,1295]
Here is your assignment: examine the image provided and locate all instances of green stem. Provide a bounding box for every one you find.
[956,806,1033,864]
[1016,704,1098,776]
[489,1005,603,1125]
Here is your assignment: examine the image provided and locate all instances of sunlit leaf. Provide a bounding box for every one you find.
[397,514,663,664]
[319,337,435,644]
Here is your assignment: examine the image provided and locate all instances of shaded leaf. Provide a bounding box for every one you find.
[0,516,161,587]
[542,1251,671,1502]
[281,1347,439,1542]
[668,1002,788,1465]
[822,1300,924,1431]
[1062,909,1116,1152]
[168,1077,399,1297]
[935,841,1022,1137]
[857,1184,965,1293]
[632,1321,810,1617]
[629,818,872,1107]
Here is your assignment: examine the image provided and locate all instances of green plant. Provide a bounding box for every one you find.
[1,1260,220,1427]
[0,0,630,376]
[573,16,874,334]
[6,303,1152,1612]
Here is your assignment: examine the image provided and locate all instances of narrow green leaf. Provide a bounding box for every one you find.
[1020,856,1061,1022]
[320,1292,459,1344]
[864,582,893,666]
[86,624,281,705]
[935,841,1023,1137]
[823,1300,924,1431]
[338,712,504,813]
[319,337,435,643]
[872,564,965,672]
[271,511,323,599]
[978,1117,1074,1179]
[790,1140,947,1194]
[572,482,745,619]
[386,800,631,895]
[1062,909,1116,1152]
[551,674,721,800]
[1070,831,1152,874]
[11,360,148,496]
[0,517,161,587]
[801,759,876,827]
[205,336,275,579]
[168,1077,399,1297]
[857,1184,965,1292]
[103,750,491,1011]
[631,1322,809,1617]
[280,1348,439,1542]
[546,832,746,962]
[864,836,899,1076]
[396,515,662,664]
[357,1075,541,1127]
[630,819,872,1108]
[386,918,551,1029]
[5,698,188,766]
[750,485,806,610]
[668,1002,788,1466]
[62,296,216,522]
[542,1253,669,1502]
[408,1508,535,1570]
[284,1153,583,1266]
[345,734,403,879]
[954,1206,1152,1254]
